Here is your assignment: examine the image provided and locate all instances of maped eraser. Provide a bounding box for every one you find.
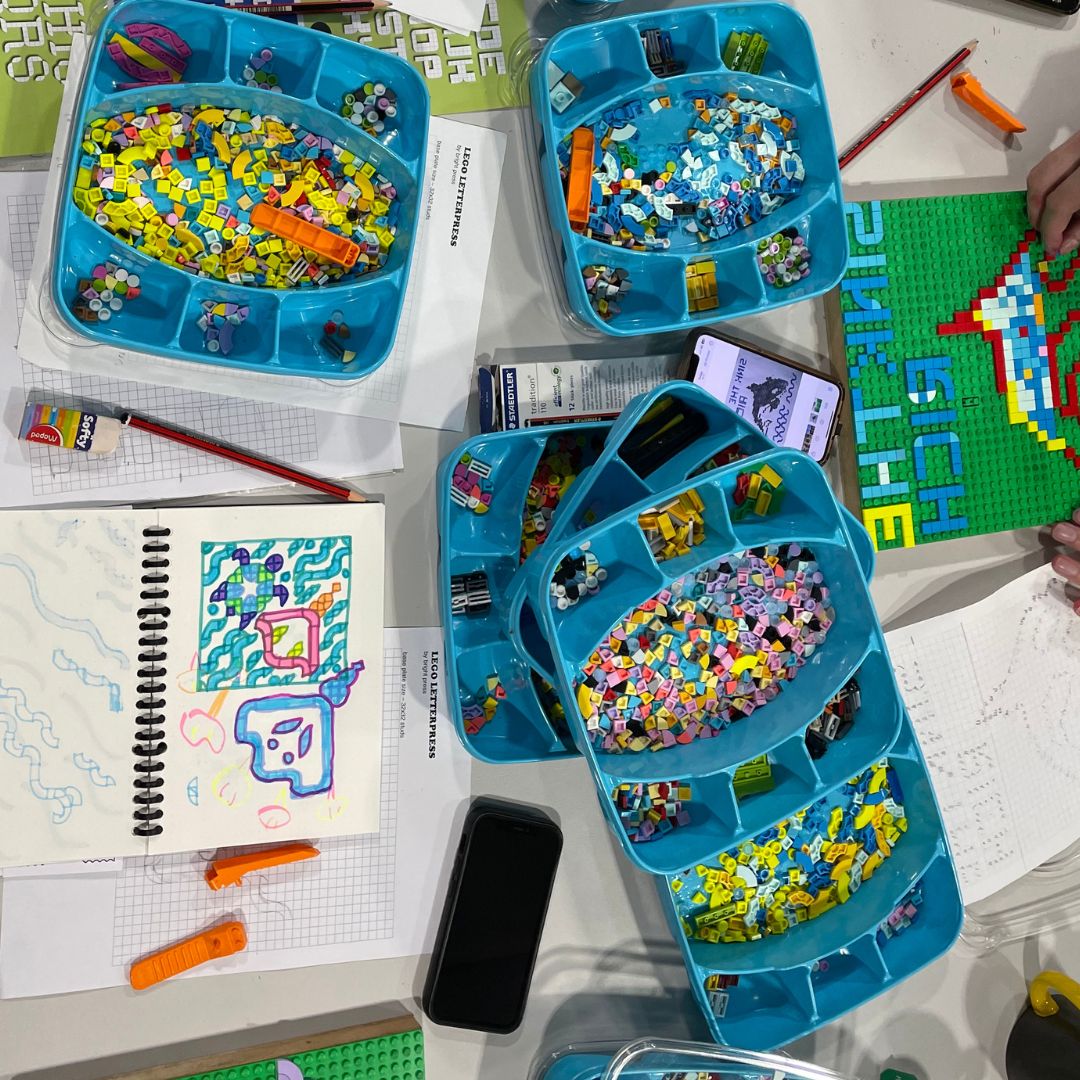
[19,401,122,455]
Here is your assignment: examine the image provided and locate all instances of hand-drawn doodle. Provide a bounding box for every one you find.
[72,752,117,787]
[258,804,292,829]
[213,761,253,808]
[187,777,200,806]
[0,554,129,669]
[209,549,289,631]
[199,537,351,692]
[0,696,82,823]
[235,661,364,797]
[95,590,131,613]
[56,519,82,547]
[0,680,58,748]
[83,544,132,589]
[180,689,230,753]
[52,648,122,712]
[99,519,134,552]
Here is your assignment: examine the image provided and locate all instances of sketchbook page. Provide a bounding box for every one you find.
[0,509,146,865]
[152,504,384,854]
[886,563,1080,905]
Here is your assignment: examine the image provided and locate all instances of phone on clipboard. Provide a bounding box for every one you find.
[680,328,845,464]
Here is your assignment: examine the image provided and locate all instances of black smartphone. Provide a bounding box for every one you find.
[422,799,562,1034]
[680,328,845,464]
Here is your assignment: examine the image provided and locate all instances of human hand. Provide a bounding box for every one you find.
[1027,131,1080,260]
[1050,509,1080,611]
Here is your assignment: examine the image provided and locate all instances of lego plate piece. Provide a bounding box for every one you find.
[838,192,1080,549]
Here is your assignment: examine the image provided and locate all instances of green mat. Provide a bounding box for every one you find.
[839,191,1080,550]
[178,1027,424,1080]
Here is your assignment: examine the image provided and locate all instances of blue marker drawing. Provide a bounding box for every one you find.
[187,777,200,806]
[0,554,129,669]
[84,545,132,590]
[72,752,117,787]
[0,680,58,748]
[56,519,82,546]
[52,649,122,712]
[0,702,82,823]
[96,590,131,613]
[99,519,133,552]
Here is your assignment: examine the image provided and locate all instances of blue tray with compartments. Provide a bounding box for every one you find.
[519,441,902,874]
[52,0,428,379]
[529,3,847,336]
[437,386,874,772]
[658,720,962,1049]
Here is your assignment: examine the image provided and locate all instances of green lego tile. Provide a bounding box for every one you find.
[180,1028,425,1080]
[840,192,1080,549]
[881,1071,920,1080]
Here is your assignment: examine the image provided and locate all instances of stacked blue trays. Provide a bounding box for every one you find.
[53,0,428,379]
[438,385,962,1049]
[437,384,871,767]
[529,3,847,336]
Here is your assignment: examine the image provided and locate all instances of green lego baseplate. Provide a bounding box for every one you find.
[838,191,1080,550]
[179,1027,424,1080]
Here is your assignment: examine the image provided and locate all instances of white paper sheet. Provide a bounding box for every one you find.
[20,36,506,430]
[2,167,402,508]
[887,563,1080,905]
[0,627,471,997]
[394,0,487,35]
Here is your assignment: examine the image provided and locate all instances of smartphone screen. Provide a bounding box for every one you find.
[689,332,841,462]
[425,809,561,1032]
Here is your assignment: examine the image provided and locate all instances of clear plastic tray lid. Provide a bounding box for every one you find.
[535,1038,857,1080]
[602,1040,856,1080]
[962,838,1080,952]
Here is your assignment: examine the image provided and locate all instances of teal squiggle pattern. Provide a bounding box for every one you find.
[0,555,129,669]
[0,702,82,823]
[52,649,122,712]
[0,680,59,748]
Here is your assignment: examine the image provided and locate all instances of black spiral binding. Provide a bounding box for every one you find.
[133,526,171,838]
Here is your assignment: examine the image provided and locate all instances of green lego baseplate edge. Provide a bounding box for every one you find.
[839,191,1080,551]
[179,1028,425,1080]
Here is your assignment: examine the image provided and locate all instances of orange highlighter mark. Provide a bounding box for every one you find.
[205,841,320,890]
[567,126,596,234]
[951,72,1026,134]
[249,201,360,269]
[129,920,247,991]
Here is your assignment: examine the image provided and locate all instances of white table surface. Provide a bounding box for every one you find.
[2,0,1078,1076]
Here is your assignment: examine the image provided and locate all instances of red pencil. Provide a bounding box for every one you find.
[838,39,978,171]
[121,412,367,502]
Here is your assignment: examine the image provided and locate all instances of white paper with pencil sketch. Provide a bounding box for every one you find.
[886,563,1080,905]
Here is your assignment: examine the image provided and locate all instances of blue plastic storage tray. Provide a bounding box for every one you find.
[521,445,902,874]
[529,3,847,336]
[53,0,428,379]
[437,386,873,770]
[659,721,962,1049]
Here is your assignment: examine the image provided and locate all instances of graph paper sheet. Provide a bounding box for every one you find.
[0,169,402,508]
[0,627,472,998]
[19,36,505,431]
[886,563,1080,905]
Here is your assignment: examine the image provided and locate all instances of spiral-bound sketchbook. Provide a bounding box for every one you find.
[0,504,384,867]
